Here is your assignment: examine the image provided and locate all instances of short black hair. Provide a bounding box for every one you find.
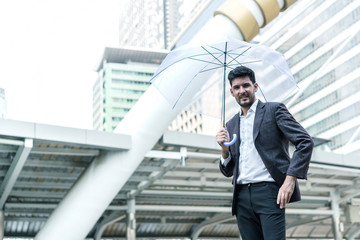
[228,66,256,86]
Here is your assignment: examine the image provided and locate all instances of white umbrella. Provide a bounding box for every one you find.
[150,39,298,145]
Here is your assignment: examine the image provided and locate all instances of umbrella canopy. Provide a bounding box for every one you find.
[150,39,297,144]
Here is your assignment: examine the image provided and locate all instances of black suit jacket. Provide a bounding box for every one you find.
[219,101,314,215]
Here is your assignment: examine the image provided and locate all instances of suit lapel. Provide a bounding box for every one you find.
[253,101,265,141]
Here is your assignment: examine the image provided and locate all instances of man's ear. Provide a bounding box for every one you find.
[254,82,259,92]
[230,87,234,97]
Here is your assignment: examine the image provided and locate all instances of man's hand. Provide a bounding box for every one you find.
[277,175,296,209]
[216,128,230,159]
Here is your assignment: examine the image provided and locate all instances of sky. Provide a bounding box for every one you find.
[0,0,122,129]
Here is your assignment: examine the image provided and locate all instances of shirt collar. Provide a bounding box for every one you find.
[239,99,259,116]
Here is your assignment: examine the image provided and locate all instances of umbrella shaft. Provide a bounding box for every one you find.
[222,69,226,127]
[221,42,227,128]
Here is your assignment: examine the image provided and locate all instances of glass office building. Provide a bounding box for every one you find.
[118,0,212,49]
[93,47,167,131]
[254,0,360,154]
[119,0,184,49]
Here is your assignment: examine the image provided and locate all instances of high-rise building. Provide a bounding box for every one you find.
[119,0,163,48]
[118,0,213,49]
[119,0,182,49]
[93,47,168,131]
[254,0,360,154]
[164,0,184,49]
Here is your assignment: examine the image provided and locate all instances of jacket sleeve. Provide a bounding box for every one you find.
[219,155,235,177]
[275,103,314,179]
[218,120,237,178]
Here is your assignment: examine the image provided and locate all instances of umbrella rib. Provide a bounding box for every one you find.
[208,45,226,53]
[172,69,203,109]
[209,43,250,56]
[258,84,268,102]
[150,52,222,81]
[227,54,244,66]
[227,45,251,54]
[149,58,190,81]
[199,66,225,73]
[228,59,262,66]
[227,46,252,65]
[188,52,223,59]
[172,58,220,109]
[201,46,224,65]
[187,57,223,66]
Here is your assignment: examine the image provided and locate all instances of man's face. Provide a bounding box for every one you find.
[230,76,258,108]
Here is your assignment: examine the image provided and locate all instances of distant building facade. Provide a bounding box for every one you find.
[164,0,184,49]
[118,0,213,49]
[93,47,168,131]
[119,0,164,48]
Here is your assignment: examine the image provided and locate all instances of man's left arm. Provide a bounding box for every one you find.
[275,103,314,208]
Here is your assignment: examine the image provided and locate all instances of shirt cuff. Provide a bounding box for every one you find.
[220,154,231,167]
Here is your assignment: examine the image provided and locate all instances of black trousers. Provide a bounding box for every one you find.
[235,182,285,240]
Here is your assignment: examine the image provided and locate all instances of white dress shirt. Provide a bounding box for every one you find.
[221,99,274,184]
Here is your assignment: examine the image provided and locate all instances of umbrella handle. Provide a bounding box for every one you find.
[223,134,237,146]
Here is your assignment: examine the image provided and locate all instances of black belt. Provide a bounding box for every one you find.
[236,181,276,190]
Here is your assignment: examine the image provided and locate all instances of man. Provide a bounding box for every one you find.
[216,66,313,240]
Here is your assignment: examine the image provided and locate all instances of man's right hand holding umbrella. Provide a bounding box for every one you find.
[216,128,230,159]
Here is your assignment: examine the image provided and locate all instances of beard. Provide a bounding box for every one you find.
[237,93,255,108]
